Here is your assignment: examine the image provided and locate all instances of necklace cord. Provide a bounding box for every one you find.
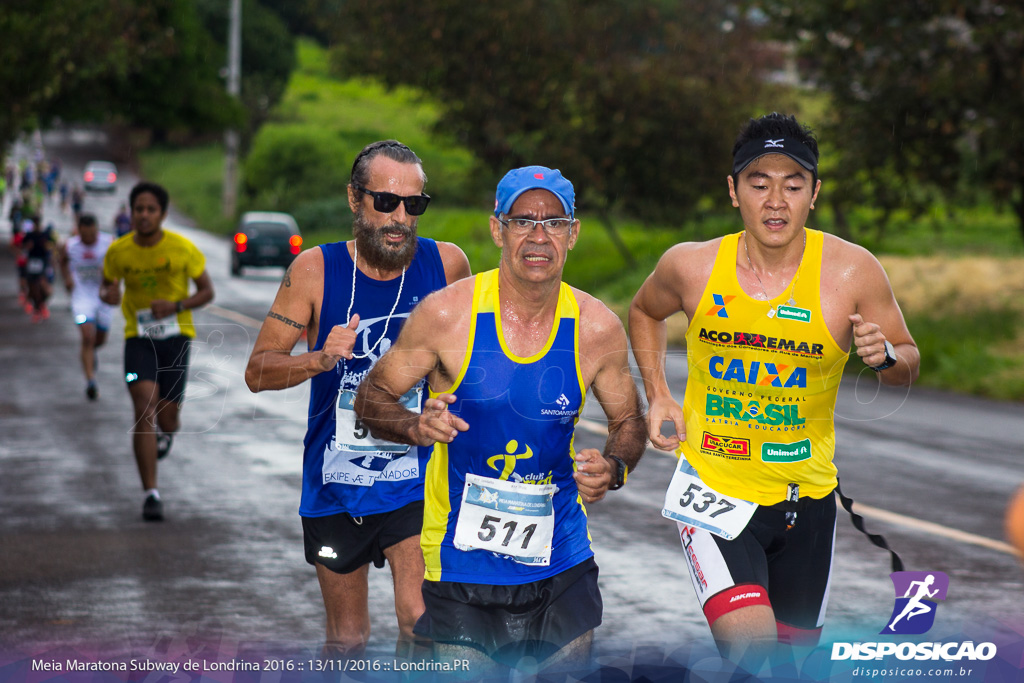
[742,230,805,316]
[344,241,406,362]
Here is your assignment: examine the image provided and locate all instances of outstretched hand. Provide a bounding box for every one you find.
[647,396,685,451]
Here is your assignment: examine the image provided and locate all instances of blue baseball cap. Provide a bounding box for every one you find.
[494,166,575,218]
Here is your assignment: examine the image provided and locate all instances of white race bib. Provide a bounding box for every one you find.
[662,455,757,540]
[453,473,556,566]
[26,258,45,275]
[76,263,102,284]
[136,309,182,340]
[334,386,421,454]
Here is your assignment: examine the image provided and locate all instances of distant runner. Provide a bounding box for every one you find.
[59,213,115,400]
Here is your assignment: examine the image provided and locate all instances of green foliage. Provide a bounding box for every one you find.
[899,307,1024,400]
[22,0,244,140]
[196,0,296,135]
[0,0,137,145]
[290,197,352,238]
[138,143,235,235]
[326,0,778,225]
[243,40,486,215]
[754,0,1024,243]
[242,126,348,209]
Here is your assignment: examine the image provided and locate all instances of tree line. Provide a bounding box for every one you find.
[6,0,1022,243]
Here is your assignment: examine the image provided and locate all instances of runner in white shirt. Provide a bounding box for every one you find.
[59,213,115,400]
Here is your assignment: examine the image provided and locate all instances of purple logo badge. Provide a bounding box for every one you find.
[880,571,949,635]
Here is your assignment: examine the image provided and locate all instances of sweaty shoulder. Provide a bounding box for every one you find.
[658,238,723,286]
[572,287,626,347]
[821,232,887,282]
[283,246,326,295]
[412,275,475,330]
[435,240,472,284]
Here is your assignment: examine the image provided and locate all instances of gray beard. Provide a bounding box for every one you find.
[352,210,418,272]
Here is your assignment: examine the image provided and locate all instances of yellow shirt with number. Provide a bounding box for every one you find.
[680,229,849,505]
[103,230,206,339]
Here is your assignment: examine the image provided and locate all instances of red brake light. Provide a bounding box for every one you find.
[234,233,247,252]
[84,171,94,181]
[289,235,302,254]
[107,172,117,182]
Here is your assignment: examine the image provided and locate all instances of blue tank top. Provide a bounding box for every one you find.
[422,269,592,584]
[300,238,446,518]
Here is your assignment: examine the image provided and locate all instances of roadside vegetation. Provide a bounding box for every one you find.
[140,39,1024,401]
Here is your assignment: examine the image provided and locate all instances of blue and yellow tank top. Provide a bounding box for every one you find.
[681,229,849,505]
[422,269,592,584]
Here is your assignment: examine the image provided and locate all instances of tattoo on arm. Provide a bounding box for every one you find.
[283,265,292,288]
[267,310,305,330]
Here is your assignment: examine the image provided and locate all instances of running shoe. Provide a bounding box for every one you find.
[142,494,164,522]
[86,381,98,401]
[156,432,173,460]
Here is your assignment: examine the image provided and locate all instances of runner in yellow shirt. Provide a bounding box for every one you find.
[101,182,214,521]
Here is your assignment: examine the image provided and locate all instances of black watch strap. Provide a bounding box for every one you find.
[871,340,897,372]
[607,455,628,491]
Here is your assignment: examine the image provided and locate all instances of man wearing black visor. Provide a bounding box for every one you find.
[629,113,920,668]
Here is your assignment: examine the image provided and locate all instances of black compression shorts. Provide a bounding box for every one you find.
[677,492,836,643]
[302,499,423,574]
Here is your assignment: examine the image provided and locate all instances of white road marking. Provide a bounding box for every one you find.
[206,304,263,328]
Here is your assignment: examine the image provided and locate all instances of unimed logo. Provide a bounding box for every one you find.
[882,571,949,635]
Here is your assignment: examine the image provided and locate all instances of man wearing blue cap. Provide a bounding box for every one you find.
[355,165,647,675]
[629,113,919,666]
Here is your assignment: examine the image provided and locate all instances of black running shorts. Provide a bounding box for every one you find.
[414,557,602,665]
[124,335,191,405]
[302,499,424,575]
[677,492,836,634]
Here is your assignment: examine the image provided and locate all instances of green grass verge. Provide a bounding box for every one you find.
[903,307,1024,400]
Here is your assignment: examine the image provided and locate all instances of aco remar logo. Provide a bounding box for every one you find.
[881,571,949,635]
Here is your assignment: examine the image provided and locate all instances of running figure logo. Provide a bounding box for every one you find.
[881,571,949,635]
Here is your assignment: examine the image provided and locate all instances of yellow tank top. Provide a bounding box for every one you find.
[681,229,848,505]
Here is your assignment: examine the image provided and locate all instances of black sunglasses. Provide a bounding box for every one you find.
[352,185,431,216]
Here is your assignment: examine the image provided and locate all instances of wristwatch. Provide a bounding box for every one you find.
[175,300,185,313]
[871,340,898,372]
[607,456,628,491]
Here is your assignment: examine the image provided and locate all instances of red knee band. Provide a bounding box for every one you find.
[703,584,771,625]
[776,621,822,647]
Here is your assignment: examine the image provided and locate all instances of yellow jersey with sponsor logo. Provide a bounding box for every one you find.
[103,230,206,339]
[680,229,848,505]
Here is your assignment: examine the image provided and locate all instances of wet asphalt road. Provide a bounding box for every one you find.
[1,130,1023,681]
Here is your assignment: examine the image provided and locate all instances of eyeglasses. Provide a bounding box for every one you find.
[352,185,431,216]
[498,216,574,236]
